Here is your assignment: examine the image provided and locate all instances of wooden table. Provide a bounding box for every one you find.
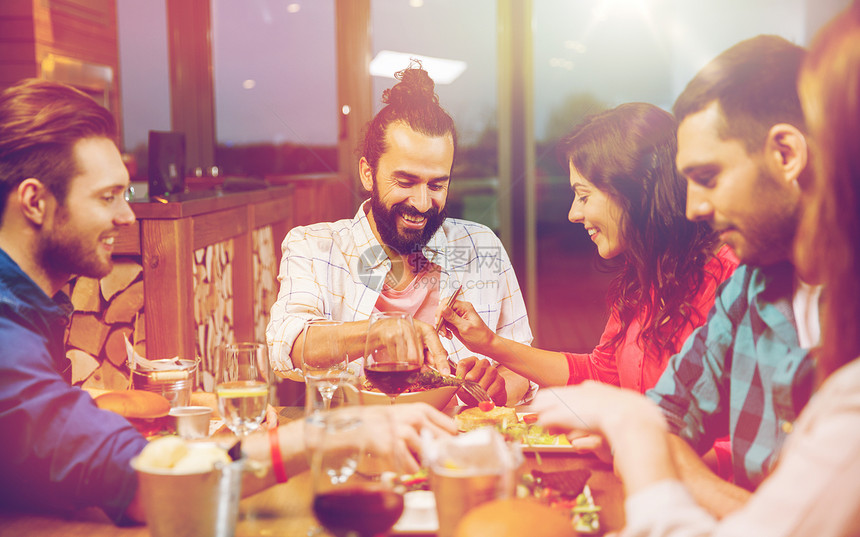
[0,409,625,536]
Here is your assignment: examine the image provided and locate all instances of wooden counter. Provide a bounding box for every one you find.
[65,186,294,392]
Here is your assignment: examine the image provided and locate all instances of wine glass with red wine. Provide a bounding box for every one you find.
[363,311,422,405]
[310,406,405,537]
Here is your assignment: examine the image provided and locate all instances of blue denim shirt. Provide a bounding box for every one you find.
[0,247,148,523]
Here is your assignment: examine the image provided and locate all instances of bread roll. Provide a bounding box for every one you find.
[454,498,577,537]
[95,390,171,418]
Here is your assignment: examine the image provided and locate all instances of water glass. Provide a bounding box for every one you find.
[302,320,349,411]
[215,342,268,438]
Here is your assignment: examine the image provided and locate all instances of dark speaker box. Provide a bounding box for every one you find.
[147,130,186,197]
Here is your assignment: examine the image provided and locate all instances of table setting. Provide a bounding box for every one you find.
[0,315,624,537]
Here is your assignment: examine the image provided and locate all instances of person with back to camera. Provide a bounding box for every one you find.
[532,5,860,535]
[0,78,456,524]
[267,63,535,407]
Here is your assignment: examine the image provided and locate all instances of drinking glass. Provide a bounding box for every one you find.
[303,373,360,537]
[215,342,269,438]
[302,319,349,411]
[310,406,405,537]
[363,311,422,405]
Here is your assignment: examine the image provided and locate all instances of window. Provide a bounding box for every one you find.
[117,0,171,181]
[211,0,338,176]
[371,0,499,231]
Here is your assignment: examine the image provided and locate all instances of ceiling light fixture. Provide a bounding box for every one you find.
[369,50,467,85]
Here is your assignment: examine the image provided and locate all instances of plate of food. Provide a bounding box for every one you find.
[343,369,460,410]
[454,403,572,451]
[518,469,601,534]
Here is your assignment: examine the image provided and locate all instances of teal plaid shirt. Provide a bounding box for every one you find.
[646,262,815,490]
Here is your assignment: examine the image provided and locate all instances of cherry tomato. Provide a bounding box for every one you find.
[478,400,495,412]
[522,413,538,424]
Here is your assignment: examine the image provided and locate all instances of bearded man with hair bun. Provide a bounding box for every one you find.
[267,62,534,407]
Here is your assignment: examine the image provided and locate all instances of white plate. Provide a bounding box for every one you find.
[521,443,575,453]
[515,413,572,451]
[392,491,438,535]
[343,385,459,410]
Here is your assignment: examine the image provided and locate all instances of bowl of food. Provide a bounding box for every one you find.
[344,370,460,410]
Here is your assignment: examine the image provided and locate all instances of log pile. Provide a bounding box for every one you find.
[253,226,278,343]
[65,257,145,390]
[193,240,235,391]
[64,232,277,393]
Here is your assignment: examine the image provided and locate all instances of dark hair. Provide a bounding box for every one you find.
[361,61,457,175]
[673,35,807,152]
[797,5,860,378]
[0,78,116,224]
[558,102,720,354]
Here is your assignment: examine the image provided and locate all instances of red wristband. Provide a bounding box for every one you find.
[269,426,289,483]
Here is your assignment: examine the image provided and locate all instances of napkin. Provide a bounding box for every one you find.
[424,427,523,476]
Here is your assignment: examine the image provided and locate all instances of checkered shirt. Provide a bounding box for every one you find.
[646,262,816,490]
[266,200,533,376]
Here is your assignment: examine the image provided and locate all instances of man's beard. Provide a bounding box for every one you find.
[38,209,113,284]
[370,182,447,256]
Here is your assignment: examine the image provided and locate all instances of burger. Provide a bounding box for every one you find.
[454,403,518,432]
[95,390,172,438]
[454,498,578,537]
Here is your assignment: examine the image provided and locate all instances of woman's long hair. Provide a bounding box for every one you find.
[558,103,720,354]
[797,4,860,378]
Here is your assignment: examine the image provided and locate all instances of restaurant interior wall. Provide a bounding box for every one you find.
[0,0,121,132]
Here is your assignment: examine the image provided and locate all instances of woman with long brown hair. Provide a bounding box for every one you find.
[440,102,736,392]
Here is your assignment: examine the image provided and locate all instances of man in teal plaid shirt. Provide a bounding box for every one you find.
[646,35,819,518]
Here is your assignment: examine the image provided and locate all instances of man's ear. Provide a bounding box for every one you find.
[358,157,374,193]
[17,178,52,226]
[765,123,808,186]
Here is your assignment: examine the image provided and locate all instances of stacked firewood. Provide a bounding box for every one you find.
[253,226,278,343]
[65,258,145,390]
[193,240,235,391]
[64,232,278,393]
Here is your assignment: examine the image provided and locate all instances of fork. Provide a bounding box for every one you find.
[446,358,493,403]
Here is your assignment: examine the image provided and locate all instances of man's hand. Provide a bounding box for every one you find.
[454,356,506,407]
[263,404,279,430]
[413,319,450,374]
[437,300,496,355]
[532,383,678,496]
[366,403,457,473]
[531,382,667,441]
[366,315,424,366]
[566,431,613,464]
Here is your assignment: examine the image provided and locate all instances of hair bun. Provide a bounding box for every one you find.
[382,60,439,107]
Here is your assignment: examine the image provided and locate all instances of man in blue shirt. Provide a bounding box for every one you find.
[646,35,818,517]
[0,79,146,522]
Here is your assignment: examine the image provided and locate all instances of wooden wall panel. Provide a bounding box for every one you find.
[113,221,141,255]
[336,0,372,212]
[0,0,34,17]
[0,0,120,128]
[0,4,37,89]
[141,218,195,361]
[192,206,248,251]
[166,0,215,171]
